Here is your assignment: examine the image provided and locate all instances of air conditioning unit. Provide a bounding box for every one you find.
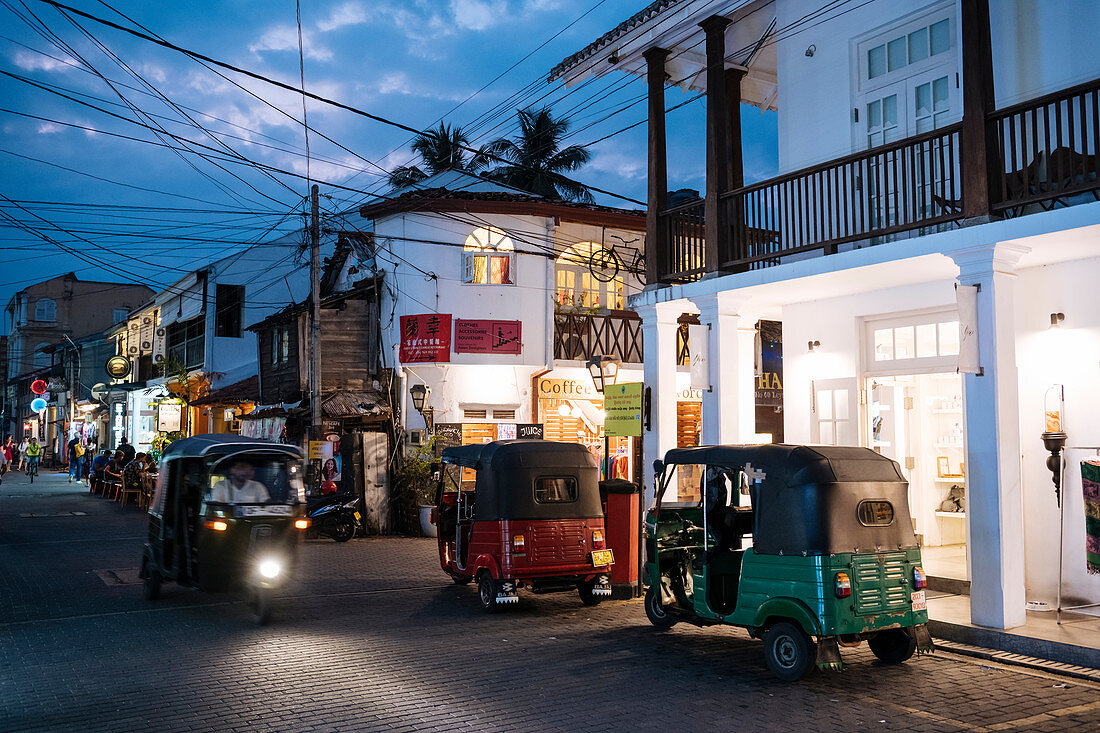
[408,429,427,446]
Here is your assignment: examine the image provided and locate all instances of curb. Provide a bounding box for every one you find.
[934,638,1100,683]
[928,618,1100,673]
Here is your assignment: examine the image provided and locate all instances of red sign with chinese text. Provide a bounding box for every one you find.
[454,319,522,355]
[400,314,452,363]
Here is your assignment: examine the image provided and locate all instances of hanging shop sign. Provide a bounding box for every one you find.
[537,378,599,400]
[127,318,141,356]
[453,319,522,355]
[139,314,155,353]
[956,284,981,374]
[152,325,167,363]
[30,379,48,395]
[240,416,285,441]
[399,313,452,363]
[604,382,644,437]
[105,355,132,379]
[308,440,333,460]
[46,378,67,391]
[156,401,182,432]
[30,397,48,412]
[688,324,709,390]
[517,423,544,440]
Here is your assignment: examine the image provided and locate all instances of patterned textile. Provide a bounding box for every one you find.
[123,460,144,492]
[1082,459,1100,575]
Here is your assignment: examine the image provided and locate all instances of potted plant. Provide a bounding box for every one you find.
[393,438,437,537]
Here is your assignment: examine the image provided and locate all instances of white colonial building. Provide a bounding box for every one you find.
[553,0,1100,630]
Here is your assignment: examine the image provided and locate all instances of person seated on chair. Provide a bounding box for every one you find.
[210,460,270,504]
[123,452,147,498]
[104,450,125,487]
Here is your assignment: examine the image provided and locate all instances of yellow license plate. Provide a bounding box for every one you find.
[353,511,361,521]
[591,549,614,566]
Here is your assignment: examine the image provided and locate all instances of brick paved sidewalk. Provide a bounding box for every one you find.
[1,475,1098,732]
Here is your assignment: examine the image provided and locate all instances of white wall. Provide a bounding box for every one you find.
[774,0,1100,172]
[1014,255,1100,607]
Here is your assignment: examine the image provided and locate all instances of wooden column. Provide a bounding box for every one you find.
[725,67,746,266]
[960,0,999,218]
[644,47,669,285]
[701,15,732,272]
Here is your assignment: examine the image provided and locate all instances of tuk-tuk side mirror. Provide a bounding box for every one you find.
[652,459,665,476]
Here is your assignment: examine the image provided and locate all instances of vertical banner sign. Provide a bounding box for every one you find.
[139,314,155,354]
[156,402,182,432]
[956,284,981,374]
[399,314,452,363]
[688,323,709,390]
[127,319,141,357]
[604,382,644,437]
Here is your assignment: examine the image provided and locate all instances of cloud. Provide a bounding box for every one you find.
[317,2,370,32]
[588,149,645,181]
[372,71,470,102]
[36,123,63,134]
[249,25,333,62]
[12,49,77,73]
[449,0,507,31]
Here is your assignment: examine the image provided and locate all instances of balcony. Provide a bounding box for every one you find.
[553,310,643,364]
[654,78,1100,282]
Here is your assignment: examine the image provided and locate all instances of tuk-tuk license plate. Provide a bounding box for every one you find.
[591,549,614,567]
[237,505,293,517]
[911,590,927,612]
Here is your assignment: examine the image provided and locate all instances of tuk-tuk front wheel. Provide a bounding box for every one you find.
[763,622,816,682]
[251,587,273,625]
[477,573,501,613]
[644,587,676,629]
[142,568,162,601]
[868,628,917,664]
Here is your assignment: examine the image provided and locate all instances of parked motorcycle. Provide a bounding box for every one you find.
[306,492,361,542]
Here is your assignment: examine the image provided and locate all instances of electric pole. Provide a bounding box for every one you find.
[309,184,321,442]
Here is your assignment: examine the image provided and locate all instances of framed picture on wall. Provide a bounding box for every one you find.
[937,456,951,477]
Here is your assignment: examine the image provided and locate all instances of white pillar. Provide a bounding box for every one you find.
[950,242,1029,630]
[694,293,756,445]
[636,301,682,507]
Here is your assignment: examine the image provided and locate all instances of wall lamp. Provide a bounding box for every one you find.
[807,340,821,353]
[409,383,433,431]
[1049,312,1065,329]
[804,44,816,57]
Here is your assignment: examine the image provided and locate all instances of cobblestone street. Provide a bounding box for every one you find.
[1,471,1098,732]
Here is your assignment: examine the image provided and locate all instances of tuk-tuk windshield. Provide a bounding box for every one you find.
[205,456,302,505]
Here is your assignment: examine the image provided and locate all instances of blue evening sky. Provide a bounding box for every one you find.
[0,0,777,316]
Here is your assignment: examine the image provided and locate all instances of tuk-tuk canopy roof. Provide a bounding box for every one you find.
[661,444,915,555]
[160,433,303,462]
[441,440,602,521]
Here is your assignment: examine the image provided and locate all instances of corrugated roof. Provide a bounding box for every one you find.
[190,375,260,407]
[549,0,686,81]
[319,389,390,419]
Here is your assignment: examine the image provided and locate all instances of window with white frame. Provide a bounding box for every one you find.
[864,310,960,375]
[462,226,514,285]
[854,7,957,148]
[555,241,625,310]
[34,298,56,322]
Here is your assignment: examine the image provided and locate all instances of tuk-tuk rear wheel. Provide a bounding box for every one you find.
[763,622,816,682]
[577,578,603,607]
[868,628,917,664]
[477,573,501,613]
[644,587,676,629]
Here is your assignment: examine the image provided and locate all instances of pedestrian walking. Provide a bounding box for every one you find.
[0,435,9,486]
[16,436,27,471]
[67,435,84,483]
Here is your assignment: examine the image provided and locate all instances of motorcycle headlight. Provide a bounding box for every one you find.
[258,559,281,579]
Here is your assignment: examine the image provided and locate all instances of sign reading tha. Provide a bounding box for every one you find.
[453,319,522,355]
[400,314,452,363]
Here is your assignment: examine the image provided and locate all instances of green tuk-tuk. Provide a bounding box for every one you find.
[645,444,933,681]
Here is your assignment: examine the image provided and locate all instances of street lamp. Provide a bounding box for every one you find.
[409,383,433,432]
[586,355,620,394]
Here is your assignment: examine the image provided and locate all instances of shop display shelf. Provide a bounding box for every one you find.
[935,511,967,519]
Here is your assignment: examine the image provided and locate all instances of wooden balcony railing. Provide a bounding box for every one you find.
[721,123,963,270]
[991,78,1100,214]
[657,198,706,283]
[553,310,643,364]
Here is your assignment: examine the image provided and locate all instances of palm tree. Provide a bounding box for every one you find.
[482,107,593,203]
[387,123,486,189]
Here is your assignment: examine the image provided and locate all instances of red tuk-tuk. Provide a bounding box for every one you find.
[432,440,613,612]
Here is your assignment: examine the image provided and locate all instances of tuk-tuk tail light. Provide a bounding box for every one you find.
[835,572,852,598]
[206,520,229,532]
[913,566,927,590]
[592,530,605,550]
[512,534,525,553]
[294,519,310,530]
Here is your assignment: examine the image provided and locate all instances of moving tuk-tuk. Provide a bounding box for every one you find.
[646,444,933,681]
[139,434,309,624]
[432,440,613,612]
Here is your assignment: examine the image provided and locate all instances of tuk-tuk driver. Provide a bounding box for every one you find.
[211,461,271,503]
[704,466,738,561]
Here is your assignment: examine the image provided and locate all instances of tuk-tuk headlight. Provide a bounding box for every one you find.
[913,566,927,590]
[294,519,310,530]
[258,559,281,579]
[835,572,852,599]
[205,520,229,532]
